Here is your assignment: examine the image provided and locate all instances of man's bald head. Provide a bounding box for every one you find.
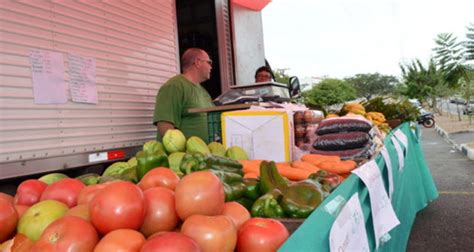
[181,48,207,71]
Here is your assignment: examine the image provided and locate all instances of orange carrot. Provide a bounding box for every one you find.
[301,154,341,166]
[239,160,262,174]
[317,160,358,174]
[291,160,321,173]
[244,172,259,179]
[275,165,312,181]
[338,160,358,173]
[276,162,293,170]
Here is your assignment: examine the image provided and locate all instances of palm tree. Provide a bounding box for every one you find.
[466,23,474,62]
[433,33,472,120]
[399,59,443,113]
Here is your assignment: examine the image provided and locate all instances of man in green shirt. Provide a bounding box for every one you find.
[153,48,215,142]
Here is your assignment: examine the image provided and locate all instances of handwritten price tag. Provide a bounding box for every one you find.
[352,160,400,249]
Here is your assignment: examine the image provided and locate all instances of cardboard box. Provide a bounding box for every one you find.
[221,109,293,162]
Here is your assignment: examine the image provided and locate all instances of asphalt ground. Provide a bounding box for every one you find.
[407,127,474,251]
[449,131,474,146]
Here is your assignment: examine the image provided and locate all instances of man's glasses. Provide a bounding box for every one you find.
[197,58,213,66]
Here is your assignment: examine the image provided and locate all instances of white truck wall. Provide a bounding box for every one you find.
[0,1,179,178]
[231,4,266,85]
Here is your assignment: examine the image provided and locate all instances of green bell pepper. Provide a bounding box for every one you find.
[210,170,243,184]
[251,189,285,218]
[136,151,169,180]
[308,170,342,193]
[259,161,289,194]
[243,178,261,200]
[179,153,207,174]
[280,180,324,218]
[224,181,247,202]
[236,197,255,211]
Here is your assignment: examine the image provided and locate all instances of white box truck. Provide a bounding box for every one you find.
[0,0,269,181]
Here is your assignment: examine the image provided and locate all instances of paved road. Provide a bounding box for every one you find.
[449,131,474,145]
[407,127,474,251]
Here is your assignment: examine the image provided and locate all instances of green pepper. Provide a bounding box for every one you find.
[308,170,342,193]
[136,151,169,180]
[236,197,255,211]
[259,161,289,194]
[179,153,206,174]
[251,189,285,218]
[210,170,243,184]
[205,154,243,169]
[192,152,206,163]
[207,164,244,176]
[243,178,261,200]
[223,181,247,202]
[280,180,324,218]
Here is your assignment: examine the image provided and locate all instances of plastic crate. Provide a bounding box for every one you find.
[207,111,223,143]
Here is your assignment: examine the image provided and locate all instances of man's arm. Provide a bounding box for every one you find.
[157,121,175,137]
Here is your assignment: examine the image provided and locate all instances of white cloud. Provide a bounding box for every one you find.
[262,0,474,79]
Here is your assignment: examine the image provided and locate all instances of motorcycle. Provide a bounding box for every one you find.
[417,111,435,128]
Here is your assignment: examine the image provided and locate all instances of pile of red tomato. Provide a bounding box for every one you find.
[0,168,290,251]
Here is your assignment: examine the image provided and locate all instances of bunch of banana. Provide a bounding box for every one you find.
[342,103,366,116]
[365,112,390,133]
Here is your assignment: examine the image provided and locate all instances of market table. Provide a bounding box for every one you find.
[279,122,439,251]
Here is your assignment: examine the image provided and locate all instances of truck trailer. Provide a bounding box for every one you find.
[0,0,270,181]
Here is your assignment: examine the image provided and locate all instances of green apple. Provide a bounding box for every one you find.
[17,200,68,241]
[38,173,69,185]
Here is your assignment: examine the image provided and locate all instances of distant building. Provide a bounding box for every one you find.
[300,76,325,91]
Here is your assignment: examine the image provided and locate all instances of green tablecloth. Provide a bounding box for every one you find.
[279,122,438,251]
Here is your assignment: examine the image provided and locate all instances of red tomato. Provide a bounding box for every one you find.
[40,178,85,207]
[14,204,29,218]
[30,216,99,252]
[89,181,146,235]
[175,171,225,220]
[76,183,106,205]
[64,204,90,221]
[0,234,34,252]
[237,217,289,252]
[138,167,180,191]
[140,232,201,252]
[0,198,18,243]
[181,214,237,252]
[14,179,47,206]
[0,192,14,204]
[94,229,145,252]
[140,187,179,237]
[222,201,250,230]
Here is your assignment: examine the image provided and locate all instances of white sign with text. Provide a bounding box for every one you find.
[381,146,394,199]
[329,193,369,252]
[352,160,400,249]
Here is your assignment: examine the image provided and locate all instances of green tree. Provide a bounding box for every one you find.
[433,33,468,89]
[465,23,474,62]
[344,73,399,99]
[273,68,290,84]
[399,59,444,111]
[302,78,357,108]
[433,31,473,120]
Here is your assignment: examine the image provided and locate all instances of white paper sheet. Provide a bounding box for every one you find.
[381,146,394,199]
[391,136,405,171]
[29,49,67,104]
[352,160,400,249]
[329,193,370,252]
[394,129,408,152]
[68,54,98,104]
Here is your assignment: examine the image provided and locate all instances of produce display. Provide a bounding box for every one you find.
[0,101,408,250]
[0,132,291,251]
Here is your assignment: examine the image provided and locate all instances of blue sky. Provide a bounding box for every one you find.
[262,0,473,79]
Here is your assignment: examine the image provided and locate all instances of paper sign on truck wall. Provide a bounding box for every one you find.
[221,109,293,162]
